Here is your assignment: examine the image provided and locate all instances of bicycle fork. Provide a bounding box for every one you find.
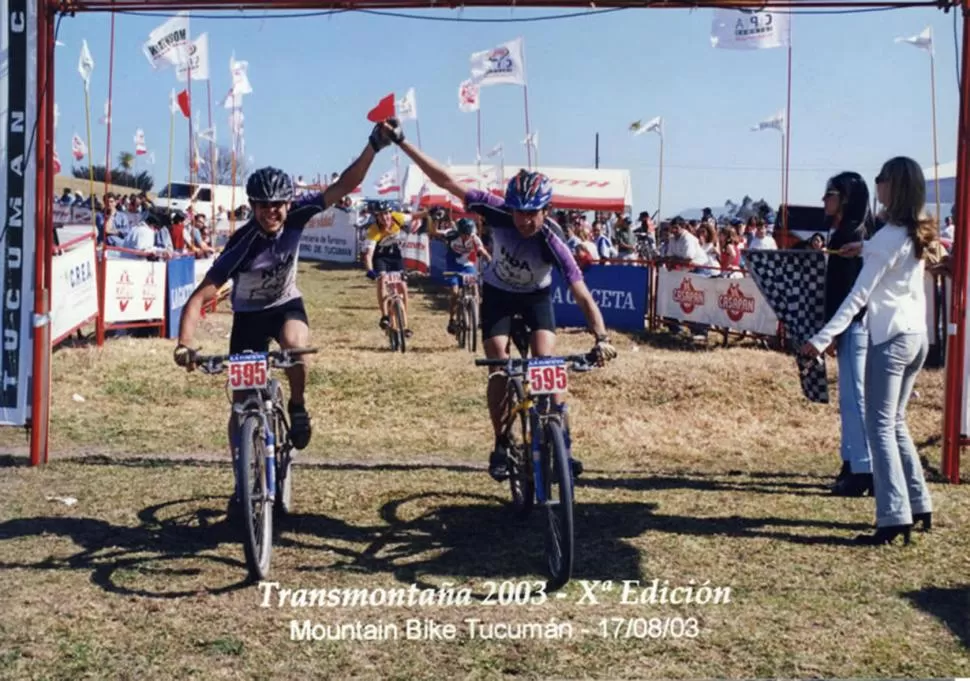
[530,404,575,504]
[231,403,278,504]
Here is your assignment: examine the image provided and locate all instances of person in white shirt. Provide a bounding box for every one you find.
[801,156,938,547]
[747,220,778,250]
[592,221,615,261]
[121,214,169,260]
[666,217,710,268]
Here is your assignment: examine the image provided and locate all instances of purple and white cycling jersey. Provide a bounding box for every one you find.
[464,189,582,293]
[207,193,327,312]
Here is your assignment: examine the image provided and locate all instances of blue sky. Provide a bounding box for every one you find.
[53,5,961,216]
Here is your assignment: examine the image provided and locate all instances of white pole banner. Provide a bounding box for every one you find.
[103,259,166,324]
[0,0,38,425]
[298,207,358,263]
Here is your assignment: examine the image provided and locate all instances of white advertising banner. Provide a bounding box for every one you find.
[298,207,357,263]
[103,259,167,323]
[194,256,217,286]
[51,237,98,342]
[656,269,779,336]
[0,0,39,425]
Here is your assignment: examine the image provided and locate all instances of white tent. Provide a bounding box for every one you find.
[402,163,633,212]
[923,160,956,206]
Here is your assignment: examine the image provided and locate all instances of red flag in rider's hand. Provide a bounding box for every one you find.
[366,93,395,123]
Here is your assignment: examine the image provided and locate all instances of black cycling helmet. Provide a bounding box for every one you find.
[246,166,294,202]
[368,199,392,213]
[456,218,476,236]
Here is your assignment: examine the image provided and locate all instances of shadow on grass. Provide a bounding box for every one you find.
[0,496,251,598]
[580,472,834,497]
[902,585,970,648]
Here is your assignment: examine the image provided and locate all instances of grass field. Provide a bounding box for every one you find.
[0,262,967,680]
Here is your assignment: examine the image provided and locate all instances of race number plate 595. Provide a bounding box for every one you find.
[228,353,268,391]
[528,359,568,395]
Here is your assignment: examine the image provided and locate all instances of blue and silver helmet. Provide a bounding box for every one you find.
[504,170,553,211]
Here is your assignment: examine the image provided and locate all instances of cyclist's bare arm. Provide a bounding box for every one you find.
[568,279,608,338]
[393,135,466,203]
[322,143,379,209]
[177,276,222,349]
[363,245,375,272]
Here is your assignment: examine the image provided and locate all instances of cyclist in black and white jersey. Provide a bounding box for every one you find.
[174,122,393,455]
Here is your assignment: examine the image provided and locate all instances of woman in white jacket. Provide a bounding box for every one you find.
[801,156,938,546]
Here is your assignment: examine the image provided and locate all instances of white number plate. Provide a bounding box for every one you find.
[227,353,268,391]
[383,271,402,284]
[527,359,568,395]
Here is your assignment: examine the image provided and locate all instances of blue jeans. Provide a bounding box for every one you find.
[864,333,932,527]
[836,321,871,474]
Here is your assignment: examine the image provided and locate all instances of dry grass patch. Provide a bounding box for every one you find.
[0,263,966,679]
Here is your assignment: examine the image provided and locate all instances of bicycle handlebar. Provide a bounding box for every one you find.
[193,347,319,375]
[475,353,597,371]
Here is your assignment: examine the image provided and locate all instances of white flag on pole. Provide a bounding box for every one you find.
[751,110,786,132]
[458,79,480,113]
[148,151,156,165]
[175,32,210,81]
[223,52,253,108]
[630,116,662,136]
[411,182,429,212]
[895,26,933,54]
[397,87,418,121]
[134,129,147,155]
[53,102,60,129]
[197,126,217,143]
[711,9,790,50]
[78,39,94,90]
[142,11,191,70]
[470,37,527,87]
[523,131,539,150]
[486,143,503,158]
[98,99,111,125]
[168,89,179,115]
[71,133,87,160]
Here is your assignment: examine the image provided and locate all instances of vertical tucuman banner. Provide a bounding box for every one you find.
[0,0,38,425]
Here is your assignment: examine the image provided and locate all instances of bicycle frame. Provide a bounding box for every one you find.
[230,385,283,502]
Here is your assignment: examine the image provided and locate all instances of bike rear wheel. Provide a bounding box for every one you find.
[506,377,534,517]
[457,302,467,350]
[272,406,294,518]
[392,297,407,353]
[467,298,479,354]
[238,414,274,580]
[542,419,574,590]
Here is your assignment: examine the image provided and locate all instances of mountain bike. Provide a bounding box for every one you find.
[474,352,596,590]
[380,271,409,353]
[195,347,318,580]
[444,271,480,353]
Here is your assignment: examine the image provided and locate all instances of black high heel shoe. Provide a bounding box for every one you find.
[832,473,874,497]
[854,524,912,546]
[913,512,932,532]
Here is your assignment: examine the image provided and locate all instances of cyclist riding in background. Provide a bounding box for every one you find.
[174,122,391,461]
[362,199,413,339]
[384,117,618,481]
[430,213,492,335]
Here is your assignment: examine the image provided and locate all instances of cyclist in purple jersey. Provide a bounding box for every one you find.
[385,118,618,481]
[174,122,393,467]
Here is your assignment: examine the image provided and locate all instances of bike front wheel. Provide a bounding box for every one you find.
[542,419,574,590]
[392,297,407,353]
[238,414,274,580]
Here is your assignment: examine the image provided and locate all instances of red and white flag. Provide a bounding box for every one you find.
[375,170,400,196]
[71,133,87,161]
[134,128,147,155]
[458,79,480,113]
[53,149,62,174]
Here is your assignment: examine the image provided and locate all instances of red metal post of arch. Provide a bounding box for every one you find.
[942,2,970,483]
[30,1,54,466]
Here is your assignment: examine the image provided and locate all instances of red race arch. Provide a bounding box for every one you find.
[23,0,969,480]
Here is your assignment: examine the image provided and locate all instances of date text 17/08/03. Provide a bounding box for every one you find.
[289,617,702,642]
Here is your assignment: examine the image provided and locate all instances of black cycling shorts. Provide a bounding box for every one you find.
[480,283,556,341]
[229,297,309,354]
[373,252,404,273]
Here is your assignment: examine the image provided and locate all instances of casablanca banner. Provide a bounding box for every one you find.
[298,207,357,263]
[0,0,38,425]
[656,269,779,336]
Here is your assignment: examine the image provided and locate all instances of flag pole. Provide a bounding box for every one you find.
[83,90,96,235]
[929,44,941,223]
[657,129,664,221]
[523,85,533,170]
[783,33,793,237]
[206,78,215,224]
[476,108,483,183]
[167,96,175,214]
[104,13,116,191]
[414,118,423,149]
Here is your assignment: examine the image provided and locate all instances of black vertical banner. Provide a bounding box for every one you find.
[2,0,30,420]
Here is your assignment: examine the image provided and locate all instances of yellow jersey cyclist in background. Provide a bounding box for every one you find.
[362,199,413,339]
[429,210,492,336]
[384,117,618,481]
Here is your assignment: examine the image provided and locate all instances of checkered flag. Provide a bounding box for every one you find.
[744,249,829,404]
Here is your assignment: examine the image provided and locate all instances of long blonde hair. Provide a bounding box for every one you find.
[878,156,938,261]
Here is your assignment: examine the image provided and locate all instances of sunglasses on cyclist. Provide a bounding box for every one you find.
[252,200,287,209]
